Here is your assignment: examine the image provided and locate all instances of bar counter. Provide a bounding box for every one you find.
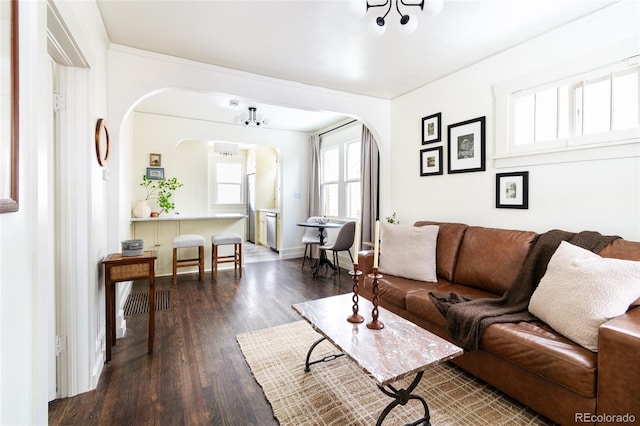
[131,214,246,276]
[131,213,246,222]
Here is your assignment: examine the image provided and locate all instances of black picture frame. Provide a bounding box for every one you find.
[496,171,529,209]
[422,112,441,144]
[447,116,486,174]
[146,167,165,180]
[420,146,443,176]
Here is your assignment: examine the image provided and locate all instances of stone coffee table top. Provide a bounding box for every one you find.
[293,293,463,385]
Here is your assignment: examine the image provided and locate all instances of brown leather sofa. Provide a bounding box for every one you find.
[357,221,640,425]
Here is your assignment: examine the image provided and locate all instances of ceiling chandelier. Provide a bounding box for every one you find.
[240,106,267,127]
[366,0,443,32]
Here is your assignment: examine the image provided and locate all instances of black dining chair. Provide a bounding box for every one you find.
[319,221,355,273]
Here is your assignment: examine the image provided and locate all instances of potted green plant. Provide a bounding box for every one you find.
[139,175,184,216]
[386,212,399,224]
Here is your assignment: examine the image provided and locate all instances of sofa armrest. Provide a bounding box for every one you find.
[597,306,640,420]
[357,250,375,275]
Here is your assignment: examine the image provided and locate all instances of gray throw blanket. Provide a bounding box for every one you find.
[428,229,619,351]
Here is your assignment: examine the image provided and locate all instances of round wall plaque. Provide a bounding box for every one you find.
[95,118,110,167]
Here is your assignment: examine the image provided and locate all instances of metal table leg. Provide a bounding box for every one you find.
[376,371,430,426]
[304,337,345,372]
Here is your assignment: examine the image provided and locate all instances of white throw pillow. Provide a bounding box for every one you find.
[378,223,439,282]
[528,241,640,351]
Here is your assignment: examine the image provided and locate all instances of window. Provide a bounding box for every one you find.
[509,64,640,154]
[320,126,361,219]
[214,160,243,204]
[322,146,339,217]
[613,70,639,130]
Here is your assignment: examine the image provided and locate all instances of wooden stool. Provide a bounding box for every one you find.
[172,234,205,285]
[211,234,243,277]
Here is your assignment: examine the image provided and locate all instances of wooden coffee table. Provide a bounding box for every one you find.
[293,293,463,426]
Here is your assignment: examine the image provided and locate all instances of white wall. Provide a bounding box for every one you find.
[0,2,50,423]
[390,2,640,240]
[255,145,278,211]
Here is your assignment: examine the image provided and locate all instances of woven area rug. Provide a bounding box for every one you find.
[237,320,554,426]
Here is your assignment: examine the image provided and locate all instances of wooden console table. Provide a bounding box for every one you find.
[102,250,157,362]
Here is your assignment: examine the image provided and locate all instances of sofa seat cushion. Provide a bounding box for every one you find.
[406,286,499,333]
[480,321,597,398]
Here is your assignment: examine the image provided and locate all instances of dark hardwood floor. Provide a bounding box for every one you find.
[48,258,351,425]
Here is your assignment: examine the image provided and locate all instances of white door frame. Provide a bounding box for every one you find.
[48,0,91,399]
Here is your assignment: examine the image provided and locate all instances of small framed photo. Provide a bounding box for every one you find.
[146,167,165,180]
[149,153,161,167]
[420,146,443,176]
[447,116,486,174]
[496,171,529,209]
[422,112,441,144]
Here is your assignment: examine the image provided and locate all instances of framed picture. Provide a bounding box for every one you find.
[149,153,161,167]
[422,112,441,144]
[146,167,165,180]
[447,116,486,174]
[496,171,529,209]
[1,0,19,213]
[420,146,443,176]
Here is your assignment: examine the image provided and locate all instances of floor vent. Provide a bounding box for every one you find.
[124,290,170,316]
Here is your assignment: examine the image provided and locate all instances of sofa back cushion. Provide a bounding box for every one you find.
[379,223,439,282]
[453,226,537,295]
[599,238,640,306]
[414,221,468,281]
[598,238,640,261]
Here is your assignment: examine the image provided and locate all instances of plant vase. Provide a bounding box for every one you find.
[133,199,151,218]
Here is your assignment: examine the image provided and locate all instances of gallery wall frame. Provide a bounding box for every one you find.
[422,112,441,144]
[496,171,529,209]
[447,116,486,174]
[420,146,443,176]
[149,153,161,167]
[146,167,165,180]
[1,0,19,213]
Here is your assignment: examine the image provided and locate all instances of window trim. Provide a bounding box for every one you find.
[319,134,362,220]
[494,39,640,168]
[208,152,245,206]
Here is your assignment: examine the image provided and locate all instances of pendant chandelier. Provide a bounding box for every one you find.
[241,106,267,127]
[229,100,268,128]
[366,0,443,33]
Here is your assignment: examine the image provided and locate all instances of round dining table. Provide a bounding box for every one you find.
[297,221,343,276]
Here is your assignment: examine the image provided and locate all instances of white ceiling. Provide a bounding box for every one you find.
[134,89,350,133]
[96,0,618,132]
